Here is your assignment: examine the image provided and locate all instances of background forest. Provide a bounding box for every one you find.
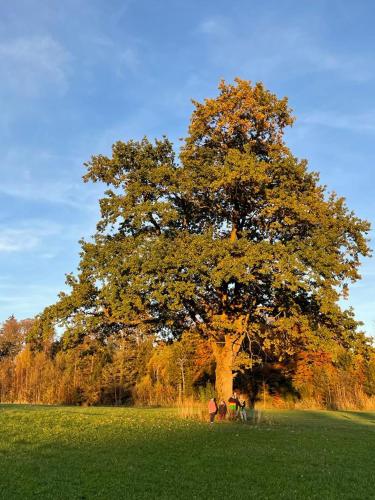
[1,315,374,409]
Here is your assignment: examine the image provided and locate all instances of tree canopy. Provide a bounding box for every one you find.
[31,78,371,399]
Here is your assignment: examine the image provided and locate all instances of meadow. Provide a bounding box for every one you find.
[0,405,374,499]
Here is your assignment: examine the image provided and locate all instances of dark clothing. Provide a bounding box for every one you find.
[239,400,247,421]
[218,403,227,420]
[209,412,216,423]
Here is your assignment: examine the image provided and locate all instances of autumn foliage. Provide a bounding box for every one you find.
[1,316,374,409]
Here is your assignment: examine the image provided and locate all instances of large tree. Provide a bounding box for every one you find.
[0,316,32,359]
[32,79,371,400]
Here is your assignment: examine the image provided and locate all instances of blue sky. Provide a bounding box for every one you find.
[0,0,374,336]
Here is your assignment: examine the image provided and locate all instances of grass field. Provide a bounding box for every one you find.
[0,405,374,499]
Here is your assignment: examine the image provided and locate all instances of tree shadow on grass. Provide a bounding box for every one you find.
[321,410,375,427]
[1,407,375,499]
[346,411,375,422]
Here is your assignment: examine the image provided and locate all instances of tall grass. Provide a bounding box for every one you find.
[177,398,207,421]
[176,397,273,425]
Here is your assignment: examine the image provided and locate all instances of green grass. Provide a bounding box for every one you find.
[0,405,374,499]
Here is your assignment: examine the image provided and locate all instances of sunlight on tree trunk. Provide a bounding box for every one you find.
[212,335,242,400]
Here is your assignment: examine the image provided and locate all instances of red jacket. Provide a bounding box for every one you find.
[208,400,217,413]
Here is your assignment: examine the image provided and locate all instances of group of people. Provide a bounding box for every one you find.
[208,392,247,423]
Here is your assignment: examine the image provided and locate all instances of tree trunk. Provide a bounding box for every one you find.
[212,334,240,401]
[180,362,186,398]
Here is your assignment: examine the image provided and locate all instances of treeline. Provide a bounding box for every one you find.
[0,316,215,405]
[1,316,374,409]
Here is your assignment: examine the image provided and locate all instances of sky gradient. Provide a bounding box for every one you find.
[0,0,374,336]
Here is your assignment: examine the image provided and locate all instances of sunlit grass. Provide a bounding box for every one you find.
[0,405,374,499]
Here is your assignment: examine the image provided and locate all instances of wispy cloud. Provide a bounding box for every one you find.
[196,18,373,83]
[0,229,40,252]
[0,283,66,319]
[0,177,94,209]
[118,47,140,74]
[81,34,142,79]
[0,221,60,253]
[198,17,229,36]
[0,148,103,210]
[0,35,71,96]
[300,110,375,134]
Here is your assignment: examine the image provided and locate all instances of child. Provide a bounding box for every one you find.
[218,400,227,420]
[239,398,247,421]
[228,394,238,419]
[208,398,218,424]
